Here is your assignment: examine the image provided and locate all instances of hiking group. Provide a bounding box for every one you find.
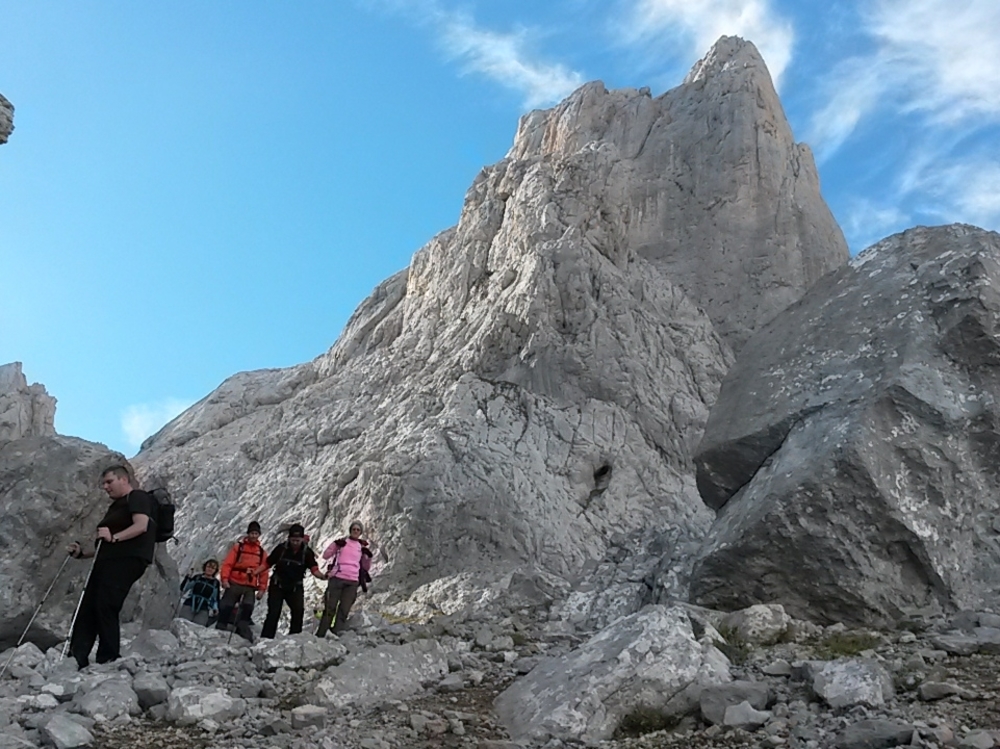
[63,464,373,670]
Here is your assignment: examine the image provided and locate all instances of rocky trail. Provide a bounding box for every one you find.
[5,596,1000,749]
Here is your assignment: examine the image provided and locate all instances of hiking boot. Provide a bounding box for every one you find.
[235,620,254,643]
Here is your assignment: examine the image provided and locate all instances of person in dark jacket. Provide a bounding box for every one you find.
[179,559,221,626]
[66,465,158,669]
[259,523,323,638]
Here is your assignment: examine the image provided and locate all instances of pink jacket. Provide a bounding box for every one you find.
[322,538,372,582]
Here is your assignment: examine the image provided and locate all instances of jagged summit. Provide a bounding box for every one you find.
[0,362,56,443]
[508,35,846,352]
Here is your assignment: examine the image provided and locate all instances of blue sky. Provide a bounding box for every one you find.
[2,0,998,455]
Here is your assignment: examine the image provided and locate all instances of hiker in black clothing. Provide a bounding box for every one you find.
[259,523,324,639]
[179,559,221,626]
[66,465,158,669]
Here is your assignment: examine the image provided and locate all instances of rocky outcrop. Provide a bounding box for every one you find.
[0,93,13,145]
[691,225,1000,625]
[0,363,56,442]
[0,363,177,649]
[136,36,846,600]
[0,436,178,649]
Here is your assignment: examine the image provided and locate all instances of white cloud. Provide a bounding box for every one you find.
[902,155,1000,229]
[843,198,910,252]
[621,0,795,86]
[868,0,1000,124]
[121,398,193,451]
[366,0,585,108]
[805,62,886,162]
[439,14,585,108]
[808,0,1000,157]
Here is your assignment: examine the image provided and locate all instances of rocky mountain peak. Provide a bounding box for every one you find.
[135,37,848,607]
[0,93,13,145]
[0,362,57,443]
[683,34,769,87]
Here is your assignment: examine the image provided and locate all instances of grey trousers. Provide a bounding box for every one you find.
[316,578,359,637]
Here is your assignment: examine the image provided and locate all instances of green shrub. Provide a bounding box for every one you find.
[816,631,882,658]
[614,706,679,738]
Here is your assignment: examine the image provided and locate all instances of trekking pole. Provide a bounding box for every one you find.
[61,540,101,660]
[0,553,73,680]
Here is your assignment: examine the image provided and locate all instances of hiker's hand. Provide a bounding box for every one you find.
[255,590,265,600]
[221,580,230,590]
[96,526,113,543]
[311,570,325,580]
[253,564,267,575]
[67,542,81,558]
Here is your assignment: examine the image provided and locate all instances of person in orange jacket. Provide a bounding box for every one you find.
[215,521,268,641]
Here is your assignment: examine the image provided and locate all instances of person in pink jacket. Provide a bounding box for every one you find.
[316,520,373,637]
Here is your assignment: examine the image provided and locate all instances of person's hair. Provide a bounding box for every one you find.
[203,559,219,571]
[101,465,132,481]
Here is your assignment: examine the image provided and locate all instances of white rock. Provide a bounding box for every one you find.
[40,714,94,749]
[494,605,731,742]
[166,686,245,726]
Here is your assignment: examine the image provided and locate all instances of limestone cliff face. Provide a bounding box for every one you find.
[509,36,848,352]
[0,363,56,442]
[136,37,847,600]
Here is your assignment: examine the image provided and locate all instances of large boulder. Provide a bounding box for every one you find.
[692,224,1000,625]
[136,37,845,598]
[493,605,731,742]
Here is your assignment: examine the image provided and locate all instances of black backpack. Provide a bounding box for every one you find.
[149,488,175,543]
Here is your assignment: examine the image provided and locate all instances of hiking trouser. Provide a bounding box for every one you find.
[70,557,148,669]
[316,577,359,637]
[215,584,256,631]
[180,603,211,627]
[261,582,304,639]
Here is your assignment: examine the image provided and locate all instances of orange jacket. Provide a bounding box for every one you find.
[220,537,268,591]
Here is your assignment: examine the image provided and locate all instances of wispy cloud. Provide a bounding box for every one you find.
[619,0,795,87]
[903,154,1000,228]
[868,0,1000,124]
[843,198,910,252]
[366,0,585,108]
[438,14,585,108]
[808,0,1000,158]
[121,398,193,451]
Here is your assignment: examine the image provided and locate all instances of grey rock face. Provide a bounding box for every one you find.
[699,680,770,725]
[0,94,12,145]
[39,714,93,749]
[493,605,731,742]
[137,36,845,599]
[510,36,847,352]
[692,225,1000,625]
[0,435,179,648]
[313,639,449,707]
[0,363,56,443]
[812,659,894,709]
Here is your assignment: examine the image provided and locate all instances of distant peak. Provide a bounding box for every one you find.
[683,36,768,86]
